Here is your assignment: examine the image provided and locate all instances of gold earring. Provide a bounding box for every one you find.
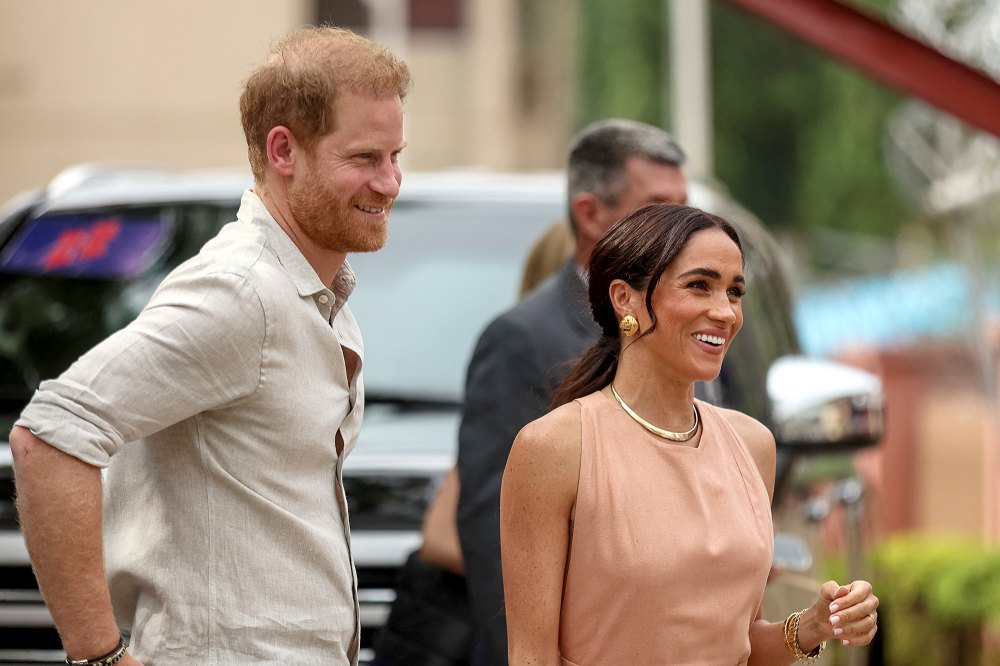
[619,314,639,337]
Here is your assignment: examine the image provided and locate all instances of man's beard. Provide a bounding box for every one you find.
[287,168,392,254]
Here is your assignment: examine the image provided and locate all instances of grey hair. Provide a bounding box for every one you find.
[566,119,686,228]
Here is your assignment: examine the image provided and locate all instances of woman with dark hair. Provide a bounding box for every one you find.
[500,204,878,665]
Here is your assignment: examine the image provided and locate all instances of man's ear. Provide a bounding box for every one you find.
[265,126,298,178]
[569,192,605,245]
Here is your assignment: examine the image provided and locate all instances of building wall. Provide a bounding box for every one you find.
[0,0,312,203]
[842,343,999,540]
[0,0,578,205]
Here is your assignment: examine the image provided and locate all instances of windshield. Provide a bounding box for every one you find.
[0,193,563,427]
[0,213,170,279]
[347,197,563,403]
[0,204,236,429]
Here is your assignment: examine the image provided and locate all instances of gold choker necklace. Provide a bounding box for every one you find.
[610,385,699,442]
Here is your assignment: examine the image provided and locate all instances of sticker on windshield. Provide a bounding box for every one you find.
[0,213,168,279]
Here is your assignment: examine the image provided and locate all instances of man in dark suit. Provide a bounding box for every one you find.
[456,119,689,665]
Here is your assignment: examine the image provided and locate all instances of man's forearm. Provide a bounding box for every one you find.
[10,426,123,660]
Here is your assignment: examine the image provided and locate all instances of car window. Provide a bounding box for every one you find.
[0,193,563,431]
[349,198,564,403]
[0,204,236,433]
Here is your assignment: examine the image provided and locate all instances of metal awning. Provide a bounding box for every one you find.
[719,0,1000,139]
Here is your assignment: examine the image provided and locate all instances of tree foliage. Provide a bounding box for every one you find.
[873,535,1000,664]
[577,0,916,236]
[578,0,664,127]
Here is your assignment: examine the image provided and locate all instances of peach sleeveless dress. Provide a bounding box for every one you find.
[558,392,773,666]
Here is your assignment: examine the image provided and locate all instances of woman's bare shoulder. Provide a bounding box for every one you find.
[501,403,581,512]
[505,400,583,492]
[513,400,583,462]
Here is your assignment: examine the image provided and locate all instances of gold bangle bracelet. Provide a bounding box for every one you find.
[783,611,797,657]
[783,610,825,663]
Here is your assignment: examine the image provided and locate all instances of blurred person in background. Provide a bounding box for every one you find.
[374,219,576,665]
[10,27,409,666]
[518,220,575,298]
[457,119,689,665]
[501,203,879,665]
[373,467,474,666]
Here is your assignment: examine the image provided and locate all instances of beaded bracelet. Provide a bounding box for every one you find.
[65,636,128,666]
[782,609,825,663]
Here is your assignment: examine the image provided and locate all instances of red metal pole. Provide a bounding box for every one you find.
[718,0,1000,139]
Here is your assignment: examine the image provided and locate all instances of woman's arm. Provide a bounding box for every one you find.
[721,409,880,663]
[500,404,582,666]
[419,466,464,575]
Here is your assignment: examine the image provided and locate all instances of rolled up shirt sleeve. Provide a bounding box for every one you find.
[16,265,266,468]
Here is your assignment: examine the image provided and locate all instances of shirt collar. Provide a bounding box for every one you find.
[237,190,357,314]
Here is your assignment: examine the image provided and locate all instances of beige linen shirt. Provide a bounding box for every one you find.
[17,191,364,665]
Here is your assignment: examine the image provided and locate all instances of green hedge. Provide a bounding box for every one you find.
[873,534,1000,665]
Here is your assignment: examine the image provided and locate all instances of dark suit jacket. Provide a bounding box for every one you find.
[456,259,597,665]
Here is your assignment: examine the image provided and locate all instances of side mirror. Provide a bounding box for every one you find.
[766,355,884,452]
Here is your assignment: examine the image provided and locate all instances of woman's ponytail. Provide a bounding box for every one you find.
[550,334,619,409]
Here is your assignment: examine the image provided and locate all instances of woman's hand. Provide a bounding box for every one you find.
[797,580,879,650]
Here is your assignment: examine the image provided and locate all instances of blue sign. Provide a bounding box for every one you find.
[0,213,168,279]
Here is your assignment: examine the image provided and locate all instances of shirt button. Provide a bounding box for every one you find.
[318,294,330,305]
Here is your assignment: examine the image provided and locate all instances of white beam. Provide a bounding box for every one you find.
[668,0,713,180]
